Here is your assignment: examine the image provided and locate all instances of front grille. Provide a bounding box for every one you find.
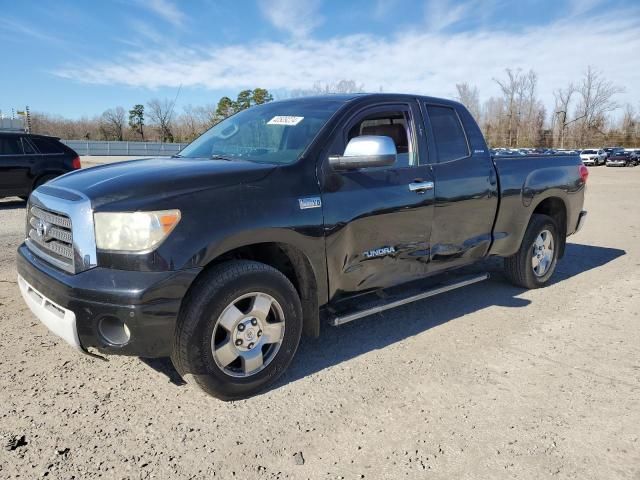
[26,205,75,272]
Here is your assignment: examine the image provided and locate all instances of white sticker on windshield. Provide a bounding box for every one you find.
[267,116,304,126]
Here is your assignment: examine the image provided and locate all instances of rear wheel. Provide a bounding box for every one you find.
[504,214,560,289]
[172,260,303,400]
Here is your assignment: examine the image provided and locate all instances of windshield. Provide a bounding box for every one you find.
[178,99,344,164]
[582,150,596,154]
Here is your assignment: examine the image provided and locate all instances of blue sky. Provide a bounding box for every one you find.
[1,0,639,118]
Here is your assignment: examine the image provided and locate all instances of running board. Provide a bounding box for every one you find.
[329,273,489,327]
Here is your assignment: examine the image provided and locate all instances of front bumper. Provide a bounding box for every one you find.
[606,161,626,167]
[17,244,201,357]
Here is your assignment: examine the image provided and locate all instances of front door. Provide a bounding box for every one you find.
[320,101,435,301]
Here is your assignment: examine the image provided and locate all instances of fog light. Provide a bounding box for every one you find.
[98,316,131,345]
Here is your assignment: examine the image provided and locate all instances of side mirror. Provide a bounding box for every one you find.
[328,135,397,170]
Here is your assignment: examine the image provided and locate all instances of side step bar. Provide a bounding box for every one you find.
[329,273,489,327]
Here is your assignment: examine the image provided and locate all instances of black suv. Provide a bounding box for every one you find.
[0,132,81,200]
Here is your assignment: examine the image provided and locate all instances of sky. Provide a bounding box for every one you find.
[1,0,639,119]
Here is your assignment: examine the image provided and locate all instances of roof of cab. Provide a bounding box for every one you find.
[270,92,462,108]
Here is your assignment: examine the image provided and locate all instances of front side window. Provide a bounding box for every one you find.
[0,137,22,155]
[345,108,417,167]
[425,105,470,163]
[179,100,343,165]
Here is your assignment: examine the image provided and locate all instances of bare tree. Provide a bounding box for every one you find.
[575,66,624,143]
[493,69,542,147]
[455,83,481,121]
[289,79,364,97]
[147,98,175,142]
[100,107,126,141]
[178,104,211,142]
[553,84,578,148]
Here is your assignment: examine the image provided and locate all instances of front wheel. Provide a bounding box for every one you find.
[504,214,560,289]
[171,260,303,400]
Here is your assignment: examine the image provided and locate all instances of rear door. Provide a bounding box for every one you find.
[0,134,30,196]
[321,100,435,301]
[421,103,499,271]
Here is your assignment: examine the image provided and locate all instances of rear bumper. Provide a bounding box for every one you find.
[574,210,587,234]
[17,244,201,357]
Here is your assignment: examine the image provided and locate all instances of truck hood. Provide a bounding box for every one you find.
[49,157,277,208]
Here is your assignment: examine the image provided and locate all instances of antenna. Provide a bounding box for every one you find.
[168,83,182,120]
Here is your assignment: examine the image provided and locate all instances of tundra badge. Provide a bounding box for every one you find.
[363,246,397,259]
[298,197,322,210]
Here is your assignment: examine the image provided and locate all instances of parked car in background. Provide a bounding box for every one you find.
[580,149,606,166]
[0,131,81,200]
[606,150,635,167]
[603,147,624,160]
[625,149,640,163]
[556,149,580,155]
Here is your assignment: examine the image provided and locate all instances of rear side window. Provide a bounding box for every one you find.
[0,136,23,155]
[426,105,469,162]
[31,137,64,154]
[21,137,36,154]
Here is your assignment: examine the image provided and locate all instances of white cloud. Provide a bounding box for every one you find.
[138,0,186,27]
[54,9,640,112]
[567,0,604,16]
[259,0,323,37]
[424,0,475,31]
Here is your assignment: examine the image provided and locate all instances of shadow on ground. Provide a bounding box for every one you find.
[0,198,26,210]
[139,242,624,390]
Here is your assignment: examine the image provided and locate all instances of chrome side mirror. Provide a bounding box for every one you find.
[328,135,397,170]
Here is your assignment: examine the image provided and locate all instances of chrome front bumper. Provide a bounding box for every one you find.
[18,274,82,351]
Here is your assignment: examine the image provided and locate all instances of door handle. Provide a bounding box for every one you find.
[409,181,434,193]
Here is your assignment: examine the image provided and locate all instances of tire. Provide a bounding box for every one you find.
[504,214,560,289]
[171,260,303,400]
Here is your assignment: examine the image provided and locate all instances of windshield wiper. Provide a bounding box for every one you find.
[210,154,236,161]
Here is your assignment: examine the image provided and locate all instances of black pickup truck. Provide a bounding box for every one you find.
[17,94,588,399]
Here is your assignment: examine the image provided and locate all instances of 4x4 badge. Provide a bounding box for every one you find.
[298,197,322,210]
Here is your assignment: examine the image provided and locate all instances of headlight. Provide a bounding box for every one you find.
[94,210,181,252]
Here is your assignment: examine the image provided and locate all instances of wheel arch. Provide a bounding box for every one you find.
[189,241,322,338]
[530,196,567,258]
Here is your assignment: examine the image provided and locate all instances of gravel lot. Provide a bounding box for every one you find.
[0,166,638,479]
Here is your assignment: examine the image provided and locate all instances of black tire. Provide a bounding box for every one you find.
[504,214,560,289]
[171,260,303,400]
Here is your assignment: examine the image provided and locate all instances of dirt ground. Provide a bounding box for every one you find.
[0,166,638,479]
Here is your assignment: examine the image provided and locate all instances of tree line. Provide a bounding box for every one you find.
[456,66,637,148]
[26,73,639,148]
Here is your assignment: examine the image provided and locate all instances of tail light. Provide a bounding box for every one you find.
[579,164,589,183]
[71,156,82,170]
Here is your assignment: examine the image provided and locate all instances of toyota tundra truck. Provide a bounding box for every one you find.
[17,94,588,400]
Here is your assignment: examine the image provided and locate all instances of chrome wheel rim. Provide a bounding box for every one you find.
[531,229,554,277]
[211,292,285,378]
